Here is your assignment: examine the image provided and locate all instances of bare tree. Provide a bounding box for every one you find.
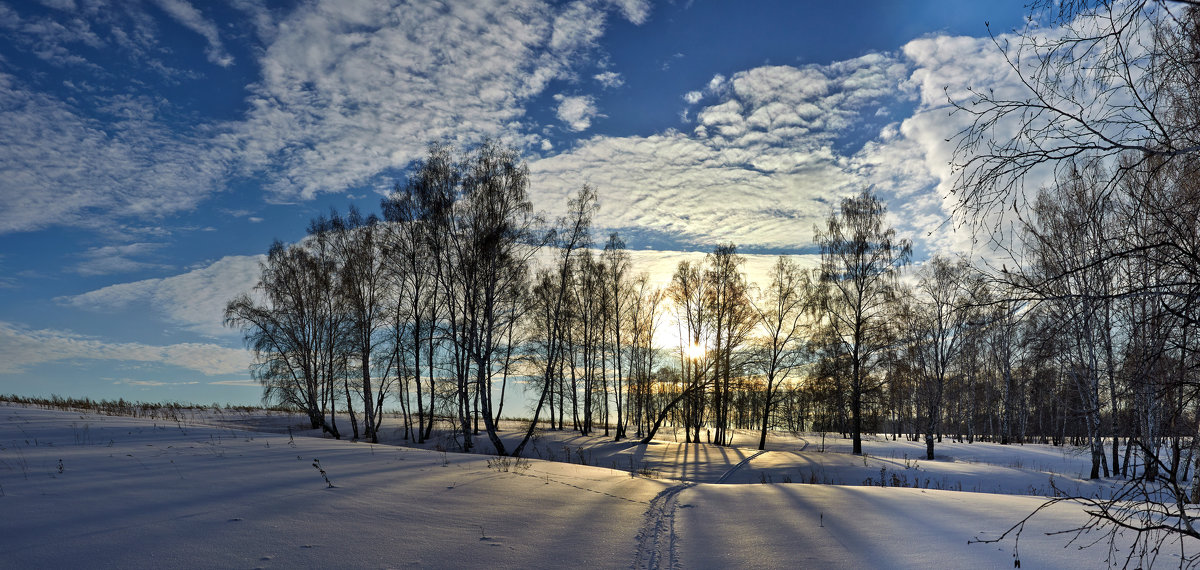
[225,239,344,438]
[602,233,632,441]
[453,140,539,455]
[670,260,711,443]
[749,256,809,450]
[628,273,664,439]
[951,0,1200,231]
[1023,166,1124,477]
[381,144,458,443]
[904,256,975,460]
[320,207,389,442]
[812,190,911,455]
[511,186,595,457]
[704,244,756,446]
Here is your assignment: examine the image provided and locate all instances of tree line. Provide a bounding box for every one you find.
[224,135,1198,485]
[223,139,812,452]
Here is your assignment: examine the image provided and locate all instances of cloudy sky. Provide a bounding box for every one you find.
[0,0,1032,404]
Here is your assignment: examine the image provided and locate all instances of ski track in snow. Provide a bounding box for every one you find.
[715,450,766,484]
[631,482,694,569]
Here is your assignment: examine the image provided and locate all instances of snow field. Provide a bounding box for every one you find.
[1,404,1191,568]
[1,405,662,568]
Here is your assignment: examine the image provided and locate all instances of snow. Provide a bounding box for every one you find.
[1,403,1190,568]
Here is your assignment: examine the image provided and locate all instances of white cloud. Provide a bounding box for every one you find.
[0,254,14,289]
[230,0,621,201]
[554,94,600,132]
[623,249,818,289]
[531,28,1081,263]
[852,24,1112,260]
[0,1,1077,269]
[1,1,628,234]
[594,70,624,89]
[0,321,252,376]
[682,74,727,107]
[531,53,912,251]
[0,1,228,78]
[72,242,172,276]
[0,71,231,233]
[605,0,650,25]
[208,378,259,387]
[37,0,77,10]
[550,1,606,52]
[59,255,265,338]
[533,132,854,250]
[894,33,1040,257]
[0,4,103,67]
[117,379,200,387]
[225,0,277,43]
[661,52,684,71]
[150,0,233,67]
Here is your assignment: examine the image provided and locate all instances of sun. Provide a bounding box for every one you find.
[682,341,706,360]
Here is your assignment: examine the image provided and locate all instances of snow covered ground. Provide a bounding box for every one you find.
[1,403,1189,568]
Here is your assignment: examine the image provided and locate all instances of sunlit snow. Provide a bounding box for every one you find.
[3,403,1173,568]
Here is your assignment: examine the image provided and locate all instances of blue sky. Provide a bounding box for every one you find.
[0,0,1032,405]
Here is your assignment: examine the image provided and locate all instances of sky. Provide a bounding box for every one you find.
[0,0,1035,405]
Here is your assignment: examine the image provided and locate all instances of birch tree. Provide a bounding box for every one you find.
[812,190,911,455]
